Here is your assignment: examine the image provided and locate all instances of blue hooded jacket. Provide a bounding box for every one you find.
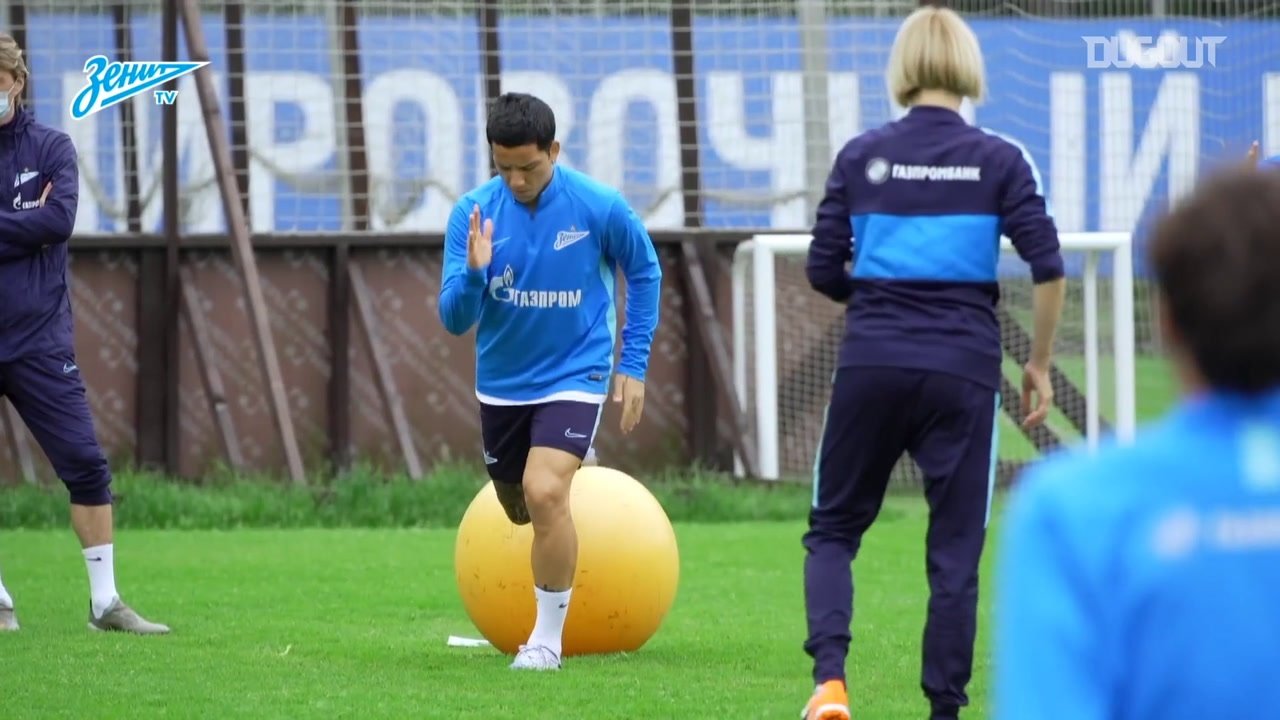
[0,106,78,361]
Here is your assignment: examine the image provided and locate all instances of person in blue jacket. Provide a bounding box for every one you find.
[0,33,168,635]
[438,92,662,671]
[994,164,1280,719]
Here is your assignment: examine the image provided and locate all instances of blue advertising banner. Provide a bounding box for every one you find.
[21,14,1280,276]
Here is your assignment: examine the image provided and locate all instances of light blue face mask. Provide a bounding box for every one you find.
[0,92,9,118]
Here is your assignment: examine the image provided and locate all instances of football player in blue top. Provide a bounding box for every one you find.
[438,92,662,671]
[995,165,1280,719]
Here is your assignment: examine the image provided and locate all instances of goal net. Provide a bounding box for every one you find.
[731,232,1139,486]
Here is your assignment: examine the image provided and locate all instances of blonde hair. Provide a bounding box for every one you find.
[0,33,27,88]
[886,6,986,107]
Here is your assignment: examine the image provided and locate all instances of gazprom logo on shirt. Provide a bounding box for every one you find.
[488,264,583,309]
[866,158,982,184]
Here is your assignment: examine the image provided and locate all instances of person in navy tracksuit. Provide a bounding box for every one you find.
[0,33,167,635]
[796,8,1067,720]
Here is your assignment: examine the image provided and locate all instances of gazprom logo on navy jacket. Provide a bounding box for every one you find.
[13,169,40,211]
[68,55,209,120]
[865,157,983,184]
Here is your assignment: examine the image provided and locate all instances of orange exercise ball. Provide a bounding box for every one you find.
[453,465,680,657]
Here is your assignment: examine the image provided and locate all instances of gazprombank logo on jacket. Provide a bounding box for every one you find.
[68,55,209,120]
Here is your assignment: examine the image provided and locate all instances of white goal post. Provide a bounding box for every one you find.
[731,232,1138,481]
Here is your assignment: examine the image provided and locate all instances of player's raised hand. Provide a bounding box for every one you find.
[1020,361,1053,430]
[613,374,645,434]
[467,203,493,270]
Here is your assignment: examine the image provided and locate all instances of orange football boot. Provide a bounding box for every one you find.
[801,679,851,720]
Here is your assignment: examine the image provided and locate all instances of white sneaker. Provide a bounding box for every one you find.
[509,644,561,671]
[88,597,170,635]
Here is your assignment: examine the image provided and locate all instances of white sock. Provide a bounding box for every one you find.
[83,544,118,618]
[0,567,11,607]
[527,587,572,656]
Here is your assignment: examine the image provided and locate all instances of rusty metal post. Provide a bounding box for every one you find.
[329,0,370,473]
[112,4,143,234]
[224,1,251,218]
[350,264,423,480]
[180,267,245,470]
[478,0,502,140]
[124,1,170,474]
[670,0,760,477]
[178,0,307,486]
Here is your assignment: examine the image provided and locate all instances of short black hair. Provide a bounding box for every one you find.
[485,92,556,151]
[1149,166,1280,394]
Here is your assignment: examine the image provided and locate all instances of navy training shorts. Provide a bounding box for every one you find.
[480,400,602,484]
[0,351,113,505]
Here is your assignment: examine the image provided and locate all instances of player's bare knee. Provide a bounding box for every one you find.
[521,469,571,524]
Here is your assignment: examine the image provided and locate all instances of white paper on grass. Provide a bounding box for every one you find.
[447,635,492,648]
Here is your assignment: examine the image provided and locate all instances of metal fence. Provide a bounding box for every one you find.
[0,0,1272,486]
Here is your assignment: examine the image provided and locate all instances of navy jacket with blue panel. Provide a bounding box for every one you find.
[0,107,79,361]
[806,105,1064,391]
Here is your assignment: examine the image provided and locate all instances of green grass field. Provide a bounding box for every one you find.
[0,353,1183,719]
[1,496,990,719]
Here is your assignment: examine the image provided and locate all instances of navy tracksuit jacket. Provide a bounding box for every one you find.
[0,107,78,356]
[800,105,1065,716]
[0,106,111,505]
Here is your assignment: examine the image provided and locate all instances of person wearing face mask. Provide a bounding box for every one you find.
[0,32,169,635]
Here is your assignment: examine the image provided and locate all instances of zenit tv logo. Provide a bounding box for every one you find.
[69,55,209,120]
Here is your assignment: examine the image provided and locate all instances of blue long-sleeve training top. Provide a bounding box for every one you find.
[0,107,79,361]
[806,105,1064,390]
[438,164,663,405]
[995,389,1280,720]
